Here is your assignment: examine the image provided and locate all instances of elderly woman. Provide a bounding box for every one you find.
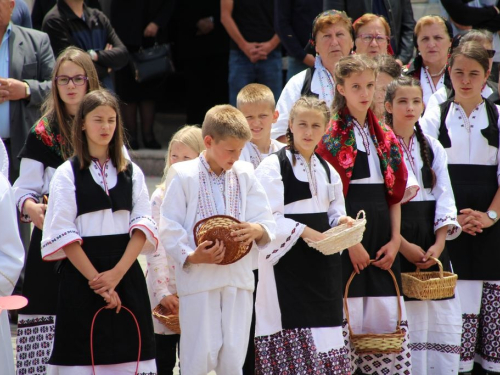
[404,16,453,105]
[354,13,392,59]
[272,9,354,142]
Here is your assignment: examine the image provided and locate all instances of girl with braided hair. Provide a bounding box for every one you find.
[253,96,354,374]
[385,76,462,375]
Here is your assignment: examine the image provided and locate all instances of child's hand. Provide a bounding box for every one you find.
[160,295,179,315]
[89,268,123,295]
[24,199,47,229]
[230,222,264,246]
[301,226,326,242]
[401,242,426,266]
[187,239,226,264]
[99,290,122,313]
[458,209,484,235]
[415,243,444,269]
[348,243,370,274]
[338,215,355,227]
[373,238,400,270]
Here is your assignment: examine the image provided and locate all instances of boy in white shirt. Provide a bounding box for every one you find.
[160,104,276,375]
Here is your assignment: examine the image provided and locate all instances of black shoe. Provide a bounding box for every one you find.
[128,138,140,150]
[144,138,162,149]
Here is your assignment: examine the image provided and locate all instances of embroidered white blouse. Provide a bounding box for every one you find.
[425,85,493,112]
[160,155,276,296]
[398,134,461,239]
[240,139,286,169]
[420,101,500,183]
[41,159,158,261]
[349,124,384,185]
[420,68,445,106]
[272,57,334,140]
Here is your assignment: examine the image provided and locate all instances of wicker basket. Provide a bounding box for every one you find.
[152,303,181,334]
[401,257,457,300]
[193,215,252,265]
[344,262,405,354]
[304,210,366,255]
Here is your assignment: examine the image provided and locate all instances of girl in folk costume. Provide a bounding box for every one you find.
[147,125,204,374]
[316,54,411,375]
[404,16,453,106]
[385,76,463,374]
[41,90,158,375]
[254,96,354,374]
[12,47,100,375]
[420,42,500,374]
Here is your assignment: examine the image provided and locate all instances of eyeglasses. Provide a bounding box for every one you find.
[357,34,390,44]
[55,75,88,86]
[486,49,496,58]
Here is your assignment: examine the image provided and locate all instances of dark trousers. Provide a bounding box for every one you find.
[155,333,180,375]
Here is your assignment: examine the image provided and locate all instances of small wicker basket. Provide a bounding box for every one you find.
[401,257,457,300]
[152,304,181,334]
[193,215,252,265]
[344,261,405,354]
[304,210,366,255]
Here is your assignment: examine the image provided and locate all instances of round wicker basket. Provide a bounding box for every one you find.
[344,261,405,354]
[304,210,366,255]
[152,304,181,334]
[193,215,252,265]
[401,257,457,300]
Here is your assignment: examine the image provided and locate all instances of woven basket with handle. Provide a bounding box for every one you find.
[193,215,252,265]
[344,261,405,354]
[304,210,366,255]
[401,257,457,300]
[152,303,181,334]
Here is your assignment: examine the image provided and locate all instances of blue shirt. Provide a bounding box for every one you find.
[0,23,12,139]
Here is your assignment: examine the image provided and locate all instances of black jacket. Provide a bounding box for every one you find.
[441,0,500,32]
[42,0,128,80]
[323,0,416,64]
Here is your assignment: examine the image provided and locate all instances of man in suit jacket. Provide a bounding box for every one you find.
[0,0,54,183]
[323,0,416,65]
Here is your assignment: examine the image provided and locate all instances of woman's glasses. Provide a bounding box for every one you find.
[55,75,88,86]
[357,34,390,44]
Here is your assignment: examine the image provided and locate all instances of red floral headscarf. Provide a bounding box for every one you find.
[316,107,407,206]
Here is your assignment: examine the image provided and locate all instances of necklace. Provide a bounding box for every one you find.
[422,68,444,94]
[425,64,446,77]
[353,119,371,155]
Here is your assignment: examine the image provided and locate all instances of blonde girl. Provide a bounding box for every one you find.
[41,89,158,374]
[316,54,410,374]
[146,125,204,374]
[385,76,462,374]
[254,96,353,374]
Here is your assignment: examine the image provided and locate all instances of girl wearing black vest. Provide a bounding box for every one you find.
[386,76,462,375]
[254,96,353,374]
[420,42,500,374]
[41,90,158,374]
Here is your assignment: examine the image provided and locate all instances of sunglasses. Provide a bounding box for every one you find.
[486,49,496,58]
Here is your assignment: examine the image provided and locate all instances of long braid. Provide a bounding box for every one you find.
[414,121,436,189]
[286,126,298,166]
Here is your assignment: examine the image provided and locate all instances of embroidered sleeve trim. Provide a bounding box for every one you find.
[42,238,82,261]
[17,193,39,222]
[265,222,301,261]
[130,223,159,249]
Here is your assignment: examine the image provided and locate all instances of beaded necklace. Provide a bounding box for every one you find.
[423,67,445,94]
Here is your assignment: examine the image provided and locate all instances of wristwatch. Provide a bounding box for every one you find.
[486,210,498,223]
[24,82,31,99]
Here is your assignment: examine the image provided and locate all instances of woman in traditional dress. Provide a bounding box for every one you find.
[41,89,158,374]
[316,54,410,374]
[385,76,462,374]
[12,47,100,375]
[272,10,354,142]
[420,41,500,375]
[404,15,453,105]
[254,96,353,374]
[353,13,392,59]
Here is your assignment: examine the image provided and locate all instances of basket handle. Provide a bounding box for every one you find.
[415,256,443,278]
[343,260,402,338]
[355,210,366,221]
[91,306,141,375]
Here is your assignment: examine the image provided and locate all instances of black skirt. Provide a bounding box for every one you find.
[342,184,403,298]
[49,234,155,366]
[400,200,453,301]
[19,227,60,315]
[447,164,500,280]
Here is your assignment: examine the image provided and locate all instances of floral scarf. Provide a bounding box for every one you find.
[316,107,407,206]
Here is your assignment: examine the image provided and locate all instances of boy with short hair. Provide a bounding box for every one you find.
[237,83,285,169]
[160,104,275,375]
